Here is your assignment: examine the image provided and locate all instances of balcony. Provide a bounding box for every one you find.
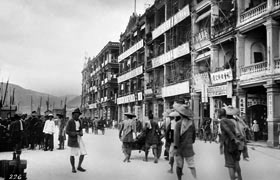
[162,81,190,98]
[193,29,210,50]
[118,40,144,63]
[240,2,267,24]
[195,0,211,13]
[117,65,143,83]
[274,58,280,73]
[212,15,235,39]
[152,5,190,40]
[151,41,190,68]
[240,61,268,81]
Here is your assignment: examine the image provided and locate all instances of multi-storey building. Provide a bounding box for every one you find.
[192,0,237,127]
[84,42,119,122]
[81,57,93,117]
[117,13,145,122]
[144,0,192,122]
[235,0,280,146]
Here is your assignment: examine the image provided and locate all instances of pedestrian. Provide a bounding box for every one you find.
[57,113,67,150]
[66,108,87,173]
[43,113,55,151]
[162,110,171,161]
[9,113,24,158]
[219,106,243,180]
[166,111,181,174]
[119,112,137,163]
[143,113,161,163]
[234,115,250,161]
[28,111,39,149]
[251,120,259,141]
[173,102,197,180]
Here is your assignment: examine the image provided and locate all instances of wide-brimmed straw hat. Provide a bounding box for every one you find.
[168,111,180,117]
[173,102,193,118]
[223,105,239,116]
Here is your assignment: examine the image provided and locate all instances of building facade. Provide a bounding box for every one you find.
[117,14,146,122]
[82,42,119,122]
[144,0,192,122]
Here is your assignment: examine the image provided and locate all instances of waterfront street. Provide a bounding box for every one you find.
[0,129,280,180]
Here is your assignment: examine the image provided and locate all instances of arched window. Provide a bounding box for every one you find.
[251,42,266,63]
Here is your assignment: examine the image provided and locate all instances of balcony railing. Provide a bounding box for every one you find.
[274,58,280,73]
[241,61,267,75]
[240,2,267,23]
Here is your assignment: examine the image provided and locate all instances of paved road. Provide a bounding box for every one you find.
[1,129,280,180]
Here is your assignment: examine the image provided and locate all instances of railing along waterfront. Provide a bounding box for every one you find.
[274,58,280,72]
[240,61,267,75]
[240,2,267,23]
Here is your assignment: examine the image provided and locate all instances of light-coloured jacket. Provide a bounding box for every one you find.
[43,119,55,134]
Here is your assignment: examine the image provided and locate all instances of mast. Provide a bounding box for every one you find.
[3,79,9,106]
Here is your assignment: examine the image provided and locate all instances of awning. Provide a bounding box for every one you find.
[195,10,211,23]
[195,51,211,62]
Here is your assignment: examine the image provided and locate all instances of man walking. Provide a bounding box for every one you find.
[173,102,197,180]
[119,112,137,163]
[66,108,87,173]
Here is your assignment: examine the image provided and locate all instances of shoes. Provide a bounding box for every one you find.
[243,158,249,161]
[77,167,86,172]
[154,159,158,163]
[72,169,77,173]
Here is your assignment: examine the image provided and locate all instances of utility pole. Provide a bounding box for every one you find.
[134,0,136,14]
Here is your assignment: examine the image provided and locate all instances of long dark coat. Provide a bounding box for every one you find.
[66,119,82,148]
[174,120,196,158]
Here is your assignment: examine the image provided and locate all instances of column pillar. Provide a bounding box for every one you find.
[264,81,280,147]
[191,92,200,130]
[209,97,215,119]
[235,33,245,79]
[264,18,279,73]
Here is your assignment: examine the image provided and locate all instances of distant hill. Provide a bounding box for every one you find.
[67,95,81,108]
[0,83,81,114]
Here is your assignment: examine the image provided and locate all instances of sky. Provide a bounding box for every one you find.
[0,0,154,96]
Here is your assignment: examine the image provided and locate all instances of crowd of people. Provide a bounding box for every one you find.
[118,101,255,180]
[0,111,68,153]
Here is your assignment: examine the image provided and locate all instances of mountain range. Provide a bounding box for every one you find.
[1,83,81,114]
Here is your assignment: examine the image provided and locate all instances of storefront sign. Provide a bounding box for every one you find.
[118,40,144,63]
[210,69,233,84]
[208,83,232,97]
[162,81,189,97]
[118,66,143,83]
[117,94,136,105]
[239,97,246,115]
[193,72,211,91]
[138,92,143,101]
[144,88,153,95]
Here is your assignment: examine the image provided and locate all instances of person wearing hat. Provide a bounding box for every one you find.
[57,113,67,150]
[43,113,55,151]
[119,112,137,163]
[173,102,197,180]
[66,108,87,173]
[166,111,181,174]
[219,107,243,180]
